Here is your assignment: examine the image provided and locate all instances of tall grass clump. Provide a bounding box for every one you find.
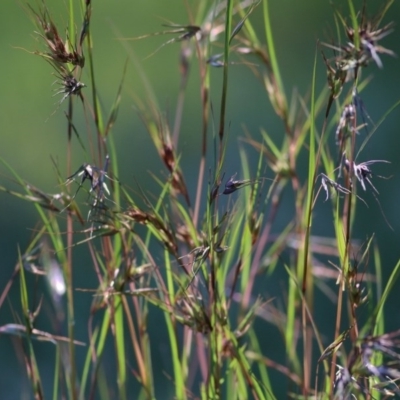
[1,0,400,399]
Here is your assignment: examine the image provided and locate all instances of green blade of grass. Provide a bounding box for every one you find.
[218,0,234,143]
[262,0,286,109]
[79,327,99,400]
[53,346,60,400]
[365,258,400,334]
[163,250,186,399]
[248,329,275,399]
[347,0,359,49]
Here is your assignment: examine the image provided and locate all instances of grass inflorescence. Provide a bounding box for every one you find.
[1,0,400,399]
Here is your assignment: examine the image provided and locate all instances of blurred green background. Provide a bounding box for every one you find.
[1,0,400,398]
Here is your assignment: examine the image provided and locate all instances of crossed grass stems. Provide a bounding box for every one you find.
[3,0,400,398]
[62,3,400,395]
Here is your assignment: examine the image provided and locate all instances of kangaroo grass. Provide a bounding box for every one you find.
[3,0,400,398]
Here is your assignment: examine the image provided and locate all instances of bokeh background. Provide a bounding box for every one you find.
[1,0,400,398]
